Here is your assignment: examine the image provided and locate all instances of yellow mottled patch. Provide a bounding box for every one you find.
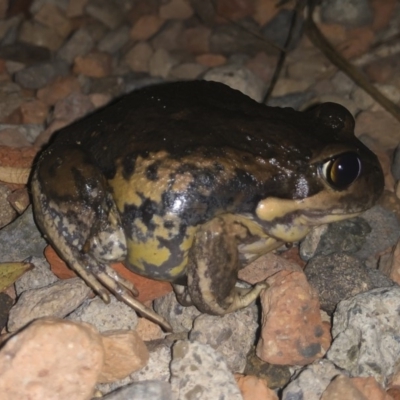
[127,237,171,272]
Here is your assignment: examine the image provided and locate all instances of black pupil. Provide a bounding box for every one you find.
[328,152,361,188]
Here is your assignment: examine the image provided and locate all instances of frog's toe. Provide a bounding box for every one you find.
[225,282,268,313]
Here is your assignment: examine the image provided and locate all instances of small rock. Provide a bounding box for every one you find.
[354,205,400,260]
[0,184,16,228]
[321,0,373,27]
[0,206,47,263]
[190,305,258,373]
[169,62,207,80]
[153,291,201,333]
[34,2,72,38]
[30,0,69,14]
[182,26,211,54]
[0,82,23,121]
[351,86,375,110]
[37,75,81,106]
[235,374,278,400]
[14,60,69,90]
[66,0,89,17]
[305,253,374,315]
[282,359,344,400]
[216,0,255,21]
[99,330,149,383]
[203,64,266,102]
[0,127,31,147]
[151,20,185,52]
[363,55,399,83]
[88,76,125,97]
[330,70,356,95]
[327,286,400,385]
[56,28,94,64]
[196,53,226,67]
[130,15,165,41]
[15,256,58,294]
[355,110,400,150]
[0,317,103,400]
[124,42,153,73]
[16,98,48,124]
[73,51,113,78]
[351,376,391,399]
[256,269,331,365]
[101,381,173,400]
[52,92,95,123]
[245,52,277,83]
[85,0,125,29]
[149,48,179,78]
[98,25,130,54]
[159,0,194,20]
[170,340,243,400]
[8,277,92,332]
[321,375,367,399]
[0,42,51,65]
[135,318,164,341]
[68,296,138,332]
[271,78,312,97]
[261,9,304,50]
[18,20,64,51]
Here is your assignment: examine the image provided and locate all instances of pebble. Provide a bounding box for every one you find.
[99,330,149,383]
[189,305,259,373]
[305,253,374,315]
[68,296,138,332]
[327,286,400,385]
[170,340,243,400]
[56,28,95,63]
[101,381,173,400]
[7,277,92,332]
[0,317,104,400]
[14,60,69,90]
[85,0,125,29]
[320,0,373,27]
[0,184,16,228]
[98,25,130,53]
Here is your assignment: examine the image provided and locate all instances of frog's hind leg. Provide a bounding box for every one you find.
[185,217,267,315]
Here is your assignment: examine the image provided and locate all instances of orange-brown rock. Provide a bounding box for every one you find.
[37,76,82,106]
[73,52,112,78]
[0,317,104,400]
[130,15,165,41]
[45,245,173,302]
[195,53,226,67]
[254,260,331,365]
[235,374,278,400]
[98,329,149,383]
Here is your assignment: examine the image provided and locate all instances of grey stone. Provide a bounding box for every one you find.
[327,286,400,385]
[85,0,125,29]
[0,15,23,46]
[0,124,44,144]
[0,42,51,65]
[354,205,400,260]
[30,0,69,14]
[305,253,374,315]
[0,184,16,228]
[8,277,91,332]
[203,64,266,102]
[102,381,173,400]
[153,291,201,333]
[0,206,47,263]
[67,295,138,332]
[282,359,344,400]
[211,18,271,55]
[57,28,94,64]
[0,81,23,121]
[170,340,243,400]
[97,25,130,54]
[321,0,373,28]
[189,305,258,373]
[15,256,58,294]
[261,9,304,51]
[330,71,355,95]
[14,60,69,89]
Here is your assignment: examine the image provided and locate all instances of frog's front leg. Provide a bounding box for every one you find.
[32,145,172,331]
[178,216,267,315]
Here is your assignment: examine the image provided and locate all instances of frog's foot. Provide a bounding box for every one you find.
[74,259,173,332]
[223,282,268,313]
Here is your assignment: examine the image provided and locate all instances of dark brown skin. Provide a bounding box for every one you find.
[31,81,384,330]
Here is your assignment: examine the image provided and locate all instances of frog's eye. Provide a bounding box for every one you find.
[321,152,361,189]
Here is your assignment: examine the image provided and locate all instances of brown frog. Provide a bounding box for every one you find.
[31,81,384,331]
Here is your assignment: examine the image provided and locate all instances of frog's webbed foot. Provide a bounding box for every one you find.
[71,258,173,332]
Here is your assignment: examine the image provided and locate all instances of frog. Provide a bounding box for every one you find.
[31,80,384,331]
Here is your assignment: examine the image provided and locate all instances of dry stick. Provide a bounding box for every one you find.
[305,16,400,123]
